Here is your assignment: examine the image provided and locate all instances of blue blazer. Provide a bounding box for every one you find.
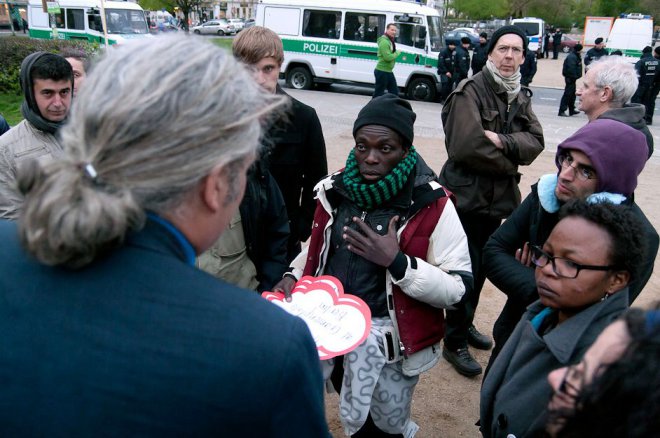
[0,218,328,436]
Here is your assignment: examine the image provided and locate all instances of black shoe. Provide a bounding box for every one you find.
[569,110,581,116]
[468,325,493,350]
[443,347,482,377]
[558,111,568,117]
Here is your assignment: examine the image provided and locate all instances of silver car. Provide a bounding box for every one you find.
[228,18,245,32]
[191,19,235,36]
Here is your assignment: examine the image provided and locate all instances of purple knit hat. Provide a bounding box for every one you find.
[556,119,647,197]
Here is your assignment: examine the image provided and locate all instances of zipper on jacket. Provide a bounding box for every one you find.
[360,211,367,221]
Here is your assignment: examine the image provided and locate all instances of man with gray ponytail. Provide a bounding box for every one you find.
[0,35,328,436]
[0,52,72,220]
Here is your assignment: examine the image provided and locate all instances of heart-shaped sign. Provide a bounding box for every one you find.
[262,275,372,359]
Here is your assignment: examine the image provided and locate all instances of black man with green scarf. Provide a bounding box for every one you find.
[274,94,472,437]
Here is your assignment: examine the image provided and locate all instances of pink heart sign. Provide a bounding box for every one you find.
[262,275,372,359]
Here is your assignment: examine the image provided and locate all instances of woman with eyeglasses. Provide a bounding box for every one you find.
[546,303,660,437]
[480,200,648,438]
[483,119,656,374]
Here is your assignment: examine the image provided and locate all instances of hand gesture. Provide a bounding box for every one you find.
[515,242,533,267]
[343,216,400,267]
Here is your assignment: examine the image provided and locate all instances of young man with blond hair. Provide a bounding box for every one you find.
[232,26,328,263]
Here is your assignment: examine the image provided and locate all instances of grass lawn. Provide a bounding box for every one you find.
[211,38,234,51]
[0,93,23,127]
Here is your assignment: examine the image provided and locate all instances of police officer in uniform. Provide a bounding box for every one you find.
[632,46,659,125]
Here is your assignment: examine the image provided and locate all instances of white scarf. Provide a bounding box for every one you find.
[485,59,521,104]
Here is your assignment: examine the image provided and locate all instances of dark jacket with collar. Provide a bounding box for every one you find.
[265,86,328,259]
[598,104,654,157]
[562,49,583,80]
[471,42,488,74]
[439,70,545,219]
[483,176,659,364]
[454,45,471,80]
[480,290,629,438]
[437,47,456,76]
[0,218,328,436]
[584,47,608,66]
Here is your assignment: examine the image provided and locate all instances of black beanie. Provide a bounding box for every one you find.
[353,94,416,147]
[487,25,528,55]
[594,37,603,44]
[642,46,652,54]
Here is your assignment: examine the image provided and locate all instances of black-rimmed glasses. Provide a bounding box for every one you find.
[530,245,617,279]
[557,152,597,181]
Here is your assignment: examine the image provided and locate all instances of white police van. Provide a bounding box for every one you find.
[256,0,445,101]
[511,17,545,57]
[27,0,150,45]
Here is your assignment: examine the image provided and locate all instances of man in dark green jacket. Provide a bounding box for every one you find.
[374,23,401,97]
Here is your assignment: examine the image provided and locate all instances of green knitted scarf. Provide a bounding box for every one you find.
[342,146,418,210]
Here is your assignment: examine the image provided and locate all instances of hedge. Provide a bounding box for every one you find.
[0,37,99,94]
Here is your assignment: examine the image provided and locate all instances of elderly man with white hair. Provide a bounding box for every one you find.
[576,55,653,157]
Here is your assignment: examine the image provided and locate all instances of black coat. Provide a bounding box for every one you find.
[266,86,328,259]
[0,218,328,436]
[454,45,471,80]
[520,51,537,85]
[483,181,659,361]
[562,49,582,80]
[584,47,608,66]
[437,47,456,75]
[471,42,488,74]
[240,161,290,291]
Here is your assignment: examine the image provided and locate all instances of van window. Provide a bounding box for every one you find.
[513,22,539,37]
[397,23,426,49]
[54,10,65,28]
[66,8,85,30]
[427,15,442,51]
[302,10,340,39]
[343,12,385,43]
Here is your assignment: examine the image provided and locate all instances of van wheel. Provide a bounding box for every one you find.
[193,30,200,34]
[407,77,436,102]
[217,30,225,36]
[286,67,313,90]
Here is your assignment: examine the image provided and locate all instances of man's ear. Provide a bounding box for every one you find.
[200,164,229,214]
[601,86,613,103]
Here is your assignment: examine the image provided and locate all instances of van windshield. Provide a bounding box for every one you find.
[106,9,149,34]
[427,16,442,52]
[513,22,539,36]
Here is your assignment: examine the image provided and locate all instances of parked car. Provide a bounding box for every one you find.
[191,19,235,36]
[546,35,579,53]
[443,30,480,49]
[452,27,479,35]
[244,19,255,29]
[228,18,245,32]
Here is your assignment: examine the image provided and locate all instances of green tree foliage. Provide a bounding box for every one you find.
[452,0,507,19]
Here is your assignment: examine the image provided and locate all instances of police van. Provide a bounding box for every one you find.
[255,0,444,101]
[511,17,545,57]
[606,13,654,61]
[27,0,150,45]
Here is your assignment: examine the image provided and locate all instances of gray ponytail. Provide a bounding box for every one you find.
[18,34,285,268]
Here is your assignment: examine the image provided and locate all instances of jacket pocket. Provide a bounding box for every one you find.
[480,109,500,130]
